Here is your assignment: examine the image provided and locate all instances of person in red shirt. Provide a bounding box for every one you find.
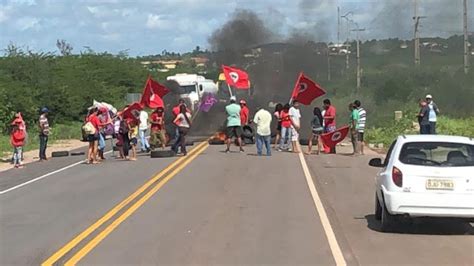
[323,99,337,154]
[239,100,250,126]
[86,108,101,164]
[10,117,26,168]
[150,107,166,150]
[278,103,292,151]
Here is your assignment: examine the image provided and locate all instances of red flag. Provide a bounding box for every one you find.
[140,77,169,108]
[320,126,349,148]
[291,72,326,105]
[122,102,143,121]
[222,65,250,89]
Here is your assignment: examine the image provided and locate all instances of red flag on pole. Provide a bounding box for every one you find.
[291,72,326,105]
[140,77,169,108]
[122,102,143,121]
[222,65,250,89]
[320,126,349,148]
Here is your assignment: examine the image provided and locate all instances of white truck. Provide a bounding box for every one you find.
[166,73,218,111]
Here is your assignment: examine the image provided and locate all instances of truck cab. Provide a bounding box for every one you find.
[166,73,218,111]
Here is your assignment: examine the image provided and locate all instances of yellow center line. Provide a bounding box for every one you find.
[41,141,208,266]
[65,143,209,265]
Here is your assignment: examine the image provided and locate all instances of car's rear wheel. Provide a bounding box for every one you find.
[374,193,382,221]
[381,199,396,232]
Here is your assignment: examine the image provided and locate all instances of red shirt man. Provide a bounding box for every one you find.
[239,100,249,125]
[281,109,292,128]
[323,99,336,129]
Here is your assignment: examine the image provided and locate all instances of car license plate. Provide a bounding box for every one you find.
[426,179,454,190]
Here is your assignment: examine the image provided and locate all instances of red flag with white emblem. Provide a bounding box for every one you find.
[291,72,326,105]
[121,102,143,121]
[140,77,169,108]
[222,65,250,90]
[320,126,349,148]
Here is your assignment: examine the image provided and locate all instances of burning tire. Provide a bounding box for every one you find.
[209,139,225,145]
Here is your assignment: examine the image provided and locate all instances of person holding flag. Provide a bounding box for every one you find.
[289,100,302,153]
[323,99,337,154]
[149,107,166,150]
[225,96,244,153]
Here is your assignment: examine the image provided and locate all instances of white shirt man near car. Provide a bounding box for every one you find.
[425,94,440,134]
[354,100,366,155]
[139,110,150,152]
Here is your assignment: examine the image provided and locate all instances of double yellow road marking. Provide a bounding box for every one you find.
[42,141,209,265]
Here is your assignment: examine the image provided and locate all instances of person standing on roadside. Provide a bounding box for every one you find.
[278,103,292,151]
[240,100,250,126]
[172,105,192,156]
[306,107,324,155]
[128,120,139,161]
[349,103,360,155]
[150,107,166,150]
[417,99,430,134]
[425,94,440,134]
[38,107,50,161]
[289,100,302,153]
[323,99,337,154]
[172,99,189,144]
[10,116,26,168]
[119,118,131,160]
[354,100,366,155]
[139,110,151,153]
[225,96,244,153]
[253,107,272,156]
[97,107,112,161]
[273,103,283,149]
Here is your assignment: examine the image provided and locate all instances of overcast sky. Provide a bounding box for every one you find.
[0,0,471,56]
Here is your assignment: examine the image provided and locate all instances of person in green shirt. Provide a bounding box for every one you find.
[225,96,244,153]
[349,103,360,155]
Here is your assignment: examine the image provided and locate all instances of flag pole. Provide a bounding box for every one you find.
[289,72,303,105]
[227,83,233,98]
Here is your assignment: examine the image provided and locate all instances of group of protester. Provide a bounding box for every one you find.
[224,97,367,156]
[417,94,440,135]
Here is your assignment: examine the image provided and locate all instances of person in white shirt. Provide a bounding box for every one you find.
[425,94,440,134]
[253,107,273,156]
[289,100,302,153]
[139,110,150,152]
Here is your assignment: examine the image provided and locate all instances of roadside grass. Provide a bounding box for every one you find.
[366,115,474,148]
[0,122,82,158]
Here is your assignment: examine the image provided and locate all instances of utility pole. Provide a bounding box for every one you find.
[328,49,331,81]
[352,26,365,94]
[464,0,470,74]
[337,6,341,44]
[413,0,426,66]
[341,12,353,70]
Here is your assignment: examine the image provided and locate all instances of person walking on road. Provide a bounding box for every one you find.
[150,107,166,150]
[354,100,366,155]
[225,96,244,153]
[139,110,151,153]
[425,94,440,134]
[38,107,50,161]
[172,105,192,156]
[349,103,360,155]
[289,100,302,153]
[417,99,430,135]
[306,107,324,155]
[253,107,272,156]
[278,103,292,151]
[323,99,337,154]
[85,108,100,164]
[97,107,112,161]
[273,103,283,149]
[172,99,190,144]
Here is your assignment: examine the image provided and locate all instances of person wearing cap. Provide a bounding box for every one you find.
[38,107,50,161]
[239,99,250,126]
[425,94,440,134]
[225,96,244,153]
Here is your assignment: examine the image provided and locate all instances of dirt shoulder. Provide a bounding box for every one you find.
[0,139,87,172]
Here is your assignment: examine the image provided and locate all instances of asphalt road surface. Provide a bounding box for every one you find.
[0,141,472,265]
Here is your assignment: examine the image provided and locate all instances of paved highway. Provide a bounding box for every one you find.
[0,141,472,265]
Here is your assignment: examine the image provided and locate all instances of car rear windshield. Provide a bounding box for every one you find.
[399,142,474,167]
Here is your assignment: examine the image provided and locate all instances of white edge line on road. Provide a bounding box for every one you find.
[0,151,112,195]
[298,152,347,266]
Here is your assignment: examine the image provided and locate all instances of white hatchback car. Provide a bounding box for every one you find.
[369,135,474,232]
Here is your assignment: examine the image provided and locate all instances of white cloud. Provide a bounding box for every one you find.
[146,14,171,29]
[16,17,40,31]
[101,33,121,41]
